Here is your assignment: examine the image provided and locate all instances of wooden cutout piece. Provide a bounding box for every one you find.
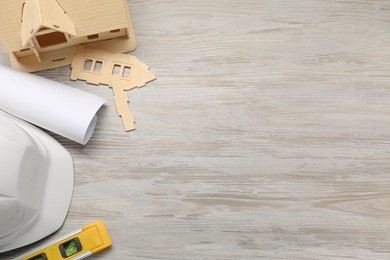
[70,46,156,131]
[71,46,156,89]
[110,75,135,131]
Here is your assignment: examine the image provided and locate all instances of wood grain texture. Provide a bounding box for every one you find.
[2,0,390,259]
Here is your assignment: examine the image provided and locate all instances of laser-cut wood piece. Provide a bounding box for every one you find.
[110,75,135,131]
[0,0,137,72]
[70,46,156,131]
[70,46,156,89]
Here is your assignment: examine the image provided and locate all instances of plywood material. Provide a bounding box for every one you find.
[70,46,155,89]
[110,75,135,131]
[0,0,136,72]
[21,0,76,47]
[70,46,155,131]
[0,0,132,52]
[10,37,136,72]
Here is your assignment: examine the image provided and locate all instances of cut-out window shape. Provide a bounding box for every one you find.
[87,34,99,40]
[83,59,93,71]
[20,48,31,52]
[110,29,120,33]
[112,64,121,75]
[122,66,131,78]
[94,61,103,73]
[52,57,66,62]
[36,31,67,48]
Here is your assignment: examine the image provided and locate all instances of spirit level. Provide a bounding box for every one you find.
[14,220,112,260]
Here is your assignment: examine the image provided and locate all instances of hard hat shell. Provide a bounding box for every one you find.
[0,110,73,253]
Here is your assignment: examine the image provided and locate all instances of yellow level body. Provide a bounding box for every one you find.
[16,220,112,260]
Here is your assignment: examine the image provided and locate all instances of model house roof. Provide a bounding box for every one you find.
[21,0,76,47]
[0,0,131,52]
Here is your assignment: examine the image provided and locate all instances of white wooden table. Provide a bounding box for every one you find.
[2,1,390,259]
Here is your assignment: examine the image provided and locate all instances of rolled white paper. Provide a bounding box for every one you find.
[0,65,105,145]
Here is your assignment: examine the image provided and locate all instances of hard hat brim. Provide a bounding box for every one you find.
[0,111,74,253]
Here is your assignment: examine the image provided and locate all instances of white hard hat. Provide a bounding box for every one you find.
[0,110,74,253]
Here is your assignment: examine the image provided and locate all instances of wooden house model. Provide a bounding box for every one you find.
[0,0,137,72]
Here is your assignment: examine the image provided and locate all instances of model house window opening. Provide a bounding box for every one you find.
[112,64,132,79]
[112,64,121,75]
[84,59,93,70]
[83,58,104,74]
[94,61,103,73]
[122,66,131,78]
[87,34,99,40]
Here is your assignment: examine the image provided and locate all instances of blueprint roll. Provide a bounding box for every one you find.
[0,65,105,145]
